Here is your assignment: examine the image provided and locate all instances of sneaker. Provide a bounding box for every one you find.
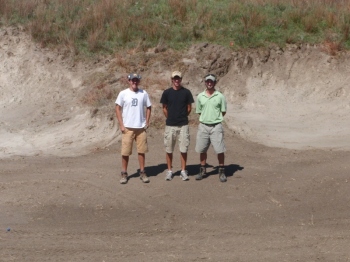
[120,171,128,184]
[165,170,173,181]
[180,170,189,181]
[195,166,206,181]
[218,167,227,182]
[139,171,150,183]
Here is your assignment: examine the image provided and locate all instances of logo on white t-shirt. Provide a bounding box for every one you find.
[132,98,138,107]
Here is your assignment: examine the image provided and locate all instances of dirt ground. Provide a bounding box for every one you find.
[1,27,350,261]
[1,127,350,262]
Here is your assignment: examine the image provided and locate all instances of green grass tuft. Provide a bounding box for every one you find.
[2,0,350,55]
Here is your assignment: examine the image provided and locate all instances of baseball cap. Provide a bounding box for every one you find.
[128,73,141,80]
[205,74,217,82]
[171,71,182,78]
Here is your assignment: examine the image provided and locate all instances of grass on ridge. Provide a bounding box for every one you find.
[1,0,350,55]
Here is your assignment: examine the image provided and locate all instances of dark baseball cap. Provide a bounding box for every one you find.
[128,73,141,80]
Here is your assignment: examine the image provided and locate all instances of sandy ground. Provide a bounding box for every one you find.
[1,128,350,261]
[1,27,350,261]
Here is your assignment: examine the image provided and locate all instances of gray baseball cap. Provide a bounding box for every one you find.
[205,74,216,82]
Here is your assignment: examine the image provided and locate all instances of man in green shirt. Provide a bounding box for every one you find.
[195,74,227,182]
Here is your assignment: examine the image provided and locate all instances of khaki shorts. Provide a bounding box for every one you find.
[164,125,190,153]
[121,127,148,156]
[195,123,226,154]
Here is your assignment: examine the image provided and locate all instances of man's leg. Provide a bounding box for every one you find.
[218,152,225,166]
[121,127,134,172]
[211,124,227,182]
[164,126,175,171]
[164,126,176,181]
[195,153,207,181]
[166,152,173,171]
[218,153,227,182]
[135,129,149,183]
[180,152,187,171]
[138,153,149,183]
[179,152,189,181]
[178,125,190,181]
[135,129,148,172]
[120,128,133,184]
[195,124,210,181]
[200,152,207,166]
[120,155,129,184]
[138,153,145,171]
[122,155,129,172]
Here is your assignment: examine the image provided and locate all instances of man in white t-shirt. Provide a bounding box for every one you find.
[115,73,152,184]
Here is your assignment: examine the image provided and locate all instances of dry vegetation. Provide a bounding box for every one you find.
[1,0,350,56]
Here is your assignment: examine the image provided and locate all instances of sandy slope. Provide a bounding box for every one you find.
[221,46,350,150]
[1,28,350,159]
[0,27,118,158]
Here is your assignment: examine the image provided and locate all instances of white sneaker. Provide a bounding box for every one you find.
[180,170,189,181]
[165,170,173,181]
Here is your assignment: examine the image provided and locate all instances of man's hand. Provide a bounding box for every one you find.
[120,125,126,133]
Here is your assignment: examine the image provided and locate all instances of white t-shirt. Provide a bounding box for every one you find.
[115,88,152,128]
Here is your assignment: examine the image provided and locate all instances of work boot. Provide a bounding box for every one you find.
[139,170,150,183]
[120,171,128,184]
[195,166,206,180]
[218,167,227,182]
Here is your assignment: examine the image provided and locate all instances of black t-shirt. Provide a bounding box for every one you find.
[160,86,194,126]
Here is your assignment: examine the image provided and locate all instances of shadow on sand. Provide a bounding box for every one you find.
[186,163,244,179]
[128,162,244,181]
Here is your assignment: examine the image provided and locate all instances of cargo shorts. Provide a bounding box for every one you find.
[164,125,190,153]
[195,123,226,154]
[121,127,148,156]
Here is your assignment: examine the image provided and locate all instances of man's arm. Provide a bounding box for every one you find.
[115,105,125,132]
[222,95,227,117]
[162,104,168,118]
[187,104,192,116]
[146,106,152,128]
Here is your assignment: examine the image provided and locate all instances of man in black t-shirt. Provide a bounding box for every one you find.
[160,71,194,181]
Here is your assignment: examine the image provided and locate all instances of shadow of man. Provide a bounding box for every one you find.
[187,163,244,179]
[128,163,168,179]
[128,163,243,180]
